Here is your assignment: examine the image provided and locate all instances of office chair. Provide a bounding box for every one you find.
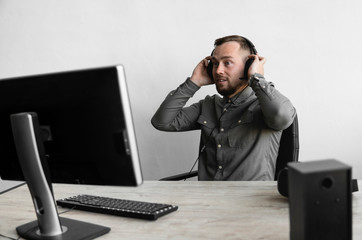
[160,115,299,181]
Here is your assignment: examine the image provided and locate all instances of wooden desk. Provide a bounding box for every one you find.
[1,181,362,239]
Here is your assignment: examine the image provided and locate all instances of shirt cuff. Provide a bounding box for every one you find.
[178,77,200,96]
[248,73,265,87]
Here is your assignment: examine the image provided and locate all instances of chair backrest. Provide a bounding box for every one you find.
[274,114,299,180]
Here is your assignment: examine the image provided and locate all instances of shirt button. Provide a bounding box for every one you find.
[218,165,223,169]
[228,99,231,103]
[217,144,222,148]
[203,121,207,124]
[238,120,241,124]
[220,128,224,132]
[223,108,227,112]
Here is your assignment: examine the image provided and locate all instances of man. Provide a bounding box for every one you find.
[151,35,296,180]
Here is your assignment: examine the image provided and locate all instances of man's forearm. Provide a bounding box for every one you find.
[249,74,296,130]
[151,78,200,131]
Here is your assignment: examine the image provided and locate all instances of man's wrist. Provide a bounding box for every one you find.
[248,73,264,86]
[186,77,201,91]
[189,77,204,87]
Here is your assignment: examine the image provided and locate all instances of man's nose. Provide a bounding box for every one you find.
[216,64,224,75]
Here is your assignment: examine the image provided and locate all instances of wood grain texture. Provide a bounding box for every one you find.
[1,181,361,240]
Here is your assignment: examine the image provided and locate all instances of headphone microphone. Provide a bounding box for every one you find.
[207,36,257,81]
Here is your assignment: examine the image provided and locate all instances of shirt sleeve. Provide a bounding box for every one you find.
[151,78,202,132]
[249,73,296,130]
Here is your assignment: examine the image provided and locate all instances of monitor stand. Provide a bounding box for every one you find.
[0,177,25,194]
[10,112,110,240]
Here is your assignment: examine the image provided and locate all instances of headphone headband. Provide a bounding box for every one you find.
[242,36,257,55]
[211,36,257,56]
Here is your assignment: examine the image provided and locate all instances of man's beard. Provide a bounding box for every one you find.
[215,81,244,97]
[216,87,236,97]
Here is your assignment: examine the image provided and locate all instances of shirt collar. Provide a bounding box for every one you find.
[221,86,253,105]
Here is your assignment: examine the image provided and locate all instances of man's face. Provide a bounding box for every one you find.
[211,41,249,98]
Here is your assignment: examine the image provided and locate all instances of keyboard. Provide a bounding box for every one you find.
[56,194,178,220]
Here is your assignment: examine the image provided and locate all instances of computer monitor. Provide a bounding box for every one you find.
[0,65,143,239]
[0,65,143,186]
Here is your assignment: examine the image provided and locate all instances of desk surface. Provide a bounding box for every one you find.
[1,181,362,240]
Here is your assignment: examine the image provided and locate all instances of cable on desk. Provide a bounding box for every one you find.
[58,205,76,215]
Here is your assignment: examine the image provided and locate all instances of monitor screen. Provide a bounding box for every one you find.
[0,65,143,187]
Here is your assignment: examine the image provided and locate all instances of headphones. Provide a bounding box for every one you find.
[207,36,258,81]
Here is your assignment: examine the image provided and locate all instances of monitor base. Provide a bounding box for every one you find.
[16,217,110,240]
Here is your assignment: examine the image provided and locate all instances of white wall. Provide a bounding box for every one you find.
[1,0,362,180]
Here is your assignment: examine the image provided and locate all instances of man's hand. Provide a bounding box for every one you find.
[248,54,266,78]
[190,56,214,87]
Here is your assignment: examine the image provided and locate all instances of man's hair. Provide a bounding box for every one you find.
[214,35,252,54]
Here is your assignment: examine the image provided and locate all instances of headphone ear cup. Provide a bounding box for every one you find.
[242,58,254,80]
[207,60,213,80]
[207,50,214,80]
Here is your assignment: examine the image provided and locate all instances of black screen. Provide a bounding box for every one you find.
[0,65,143,186]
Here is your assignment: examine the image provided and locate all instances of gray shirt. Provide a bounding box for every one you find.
[151,74,296,180]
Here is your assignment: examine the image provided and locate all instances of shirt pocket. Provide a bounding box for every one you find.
[197,115,217,138]
[227,112,257,148]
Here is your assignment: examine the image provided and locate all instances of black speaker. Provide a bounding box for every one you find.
[288,159,352,240]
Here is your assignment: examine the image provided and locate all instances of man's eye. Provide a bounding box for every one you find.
[225,61,232,66]
[213,62,219,67]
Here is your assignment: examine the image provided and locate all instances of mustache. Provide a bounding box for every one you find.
[214,76,228,81]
